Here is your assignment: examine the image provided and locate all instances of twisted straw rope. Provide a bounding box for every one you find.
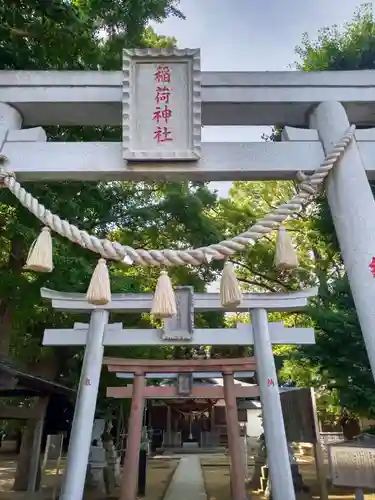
[0,126,355,267]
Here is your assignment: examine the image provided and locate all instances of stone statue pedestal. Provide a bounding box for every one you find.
[86,447,106,495]
[85,419,106,495]
[103,441,119,492]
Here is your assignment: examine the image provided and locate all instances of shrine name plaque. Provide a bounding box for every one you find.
[328,441,375,489]
[161,286,194,341]
[123,48,201,161]
[177,373,193,396]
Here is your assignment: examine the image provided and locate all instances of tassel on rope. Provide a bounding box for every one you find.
[274,226,299,270]
[220,261,242,308]
[151,270,177,318]
[86,258,111,305]
[24,227,53,272]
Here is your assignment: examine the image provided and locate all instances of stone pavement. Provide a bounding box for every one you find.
[162,455,207,500]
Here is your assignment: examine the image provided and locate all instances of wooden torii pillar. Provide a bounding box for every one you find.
[112,370,258,450]
[41,286,317,500]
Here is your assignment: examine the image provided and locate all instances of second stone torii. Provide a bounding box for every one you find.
[41,285,317,500]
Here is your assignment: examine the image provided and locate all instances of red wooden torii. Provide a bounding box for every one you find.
[103,357,256,500]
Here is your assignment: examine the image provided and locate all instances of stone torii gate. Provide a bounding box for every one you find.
[1,49,371,500]
[42,286,317,500]
[0,63,374,384]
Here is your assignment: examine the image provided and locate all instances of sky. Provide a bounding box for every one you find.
[151,0,373,196]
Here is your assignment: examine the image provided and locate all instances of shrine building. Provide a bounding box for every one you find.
[114,372,260,451]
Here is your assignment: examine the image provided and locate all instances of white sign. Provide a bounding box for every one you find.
[328,443,375,489]
[122,48,201,161]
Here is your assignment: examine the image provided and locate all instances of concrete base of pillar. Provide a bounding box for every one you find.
[85,465,106,495]
[115,457,121,485]
[86,446,107,496]
[248,450,266,489]
[262,464,310,499]
[104,444,119,493]
[291,464,308,493]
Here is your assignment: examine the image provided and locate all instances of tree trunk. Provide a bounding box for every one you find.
[0,236,26,357]
[0,302,13,357]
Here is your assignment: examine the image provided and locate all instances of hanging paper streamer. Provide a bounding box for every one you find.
[24,227,53,272]
[220,261,242,307]
[86,258,111,305]
[151,270,177,318]
[274,226,299,270]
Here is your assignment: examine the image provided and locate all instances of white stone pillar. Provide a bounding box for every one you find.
[60,309,109,500]
[310,101,375,379]
[251,309,296,500]
[0,103,22,155]
[0,102,22,130]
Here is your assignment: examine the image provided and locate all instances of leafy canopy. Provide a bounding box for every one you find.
[283,4,375,418]
[218,5,375,418]
[0,0,224,394]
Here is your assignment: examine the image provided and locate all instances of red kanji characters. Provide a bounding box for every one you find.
[369,257,375,277]
[153,65,173,143]
[267,378,274,387]
[154,65,171,83]
[155,86,171,104]
[153,105,172,124]
[153,126,172,143]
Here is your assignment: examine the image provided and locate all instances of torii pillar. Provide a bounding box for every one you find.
[249,288,318,500]
[119,371,145,500]
[59,309,109,500]
[106,357,259,500]
[223,372,248,500]
[310,101,375,381]
[284,101,375,383]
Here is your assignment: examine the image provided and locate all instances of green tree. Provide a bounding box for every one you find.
[295,4,375,72]
[282,4,375,418]
[219,5,375,419]
[0,0,225,489]
[210,178,317,359]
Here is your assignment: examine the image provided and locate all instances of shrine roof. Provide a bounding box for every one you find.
[0,360,76,398]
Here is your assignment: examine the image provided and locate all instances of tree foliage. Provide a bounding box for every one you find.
[295,4,375,72]
[220,5,375,418]
[0,0,224,399]
[288,4,375,417]
[0,0,228,489]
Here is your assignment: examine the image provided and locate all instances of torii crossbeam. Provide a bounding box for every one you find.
[43,320,315,346]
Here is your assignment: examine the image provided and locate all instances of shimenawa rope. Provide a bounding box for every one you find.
[0,126,355,267]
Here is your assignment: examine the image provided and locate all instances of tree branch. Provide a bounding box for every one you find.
[231,260,294,291]
[238,277,278,293]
